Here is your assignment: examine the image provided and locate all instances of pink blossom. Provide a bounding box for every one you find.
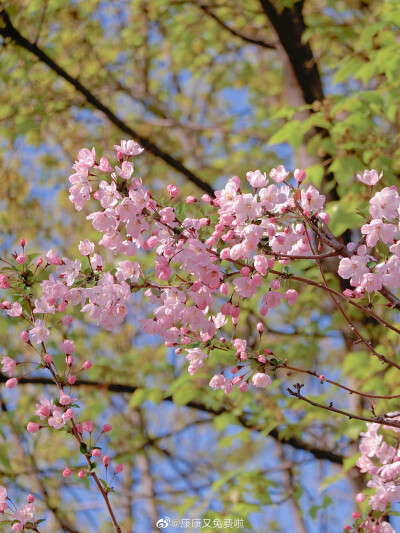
[45,249,62,265]
[78,147,96,167]
[301,185,325,212]
[0,274,10,289]
[78,239,95,256]
[59,340,75,354]
[114,140,144,156]
[1,356,16,376]
[7,302,22,317]
[115,161,134,180]
[94,156,113,172]
[246,169,268,188]
[209,374,226,390]
[269,165,289,183]
[361,219,396,247]
[357,169,383,186]
[370,187,400,221]
[251,372,272,388]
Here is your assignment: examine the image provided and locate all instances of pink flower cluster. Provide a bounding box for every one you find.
[345,421,400,531]
[0,486,40,531]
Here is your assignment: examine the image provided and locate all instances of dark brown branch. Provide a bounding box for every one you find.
[198,3,276,49]
[0,8,214,196]
[1,374,344,465]
[287,383,400,430]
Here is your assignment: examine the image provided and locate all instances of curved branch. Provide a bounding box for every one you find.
[197,3,276,49]
[0,8,214,196]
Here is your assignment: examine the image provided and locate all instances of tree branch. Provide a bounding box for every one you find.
[0,374,344,466]
[197,3,276,49]
[0,8,214,196]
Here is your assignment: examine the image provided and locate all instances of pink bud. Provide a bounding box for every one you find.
[27,494,35,503]
[270,279,280,290]
[44,354,53,364]
[167,184,179,198]
[20,239,26,247]
[319,374,325,381]
[344,527,351,531]
[82,360,92,370]
[201,194,212,204]
[78,470,85,479]
[258,355,266,363]
[103,455,110,467]
[36,257,43,267]
[20,330,30,342]
[285,289,298,305]
[57,301,67,312]
[68,375,77,385]
[6,378,17,389]
[352,512,361,519]
[16,253,27,264]
[102,424,112,433]
[60,340,75,354]
[220,248,230,260]
[240,352,247,360]
[63,409,74,420]
[83,421,94,433]
[318,212,330,224]
[294,169,306,184]
[27,422,40,434]
[355,493,366,503]
[76,423,83,433]
[175,348,182,355]
[63,467,72,477]
[232,306,240,319]
[62,315,73,326]
[238,382,248,393]
[240,266,250,277]
[65,356,74,366]
[257,322,264,335]
[220,283,229,295]
[185,195,197,204]
[92,448,101,457]
[114,464,124,474]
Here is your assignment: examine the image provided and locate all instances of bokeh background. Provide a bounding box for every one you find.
[1,1,400,531]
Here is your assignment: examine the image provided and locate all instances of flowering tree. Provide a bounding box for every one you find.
[1,139,400,531]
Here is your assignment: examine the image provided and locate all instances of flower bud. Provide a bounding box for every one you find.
[44,354,53,364]
[6,378,17,389]
[355,493,366,503]
[82,360,92,370]
[20,330,30,342]
[27,494,35,503]
[102,424,112,433]
[36,257,43,267]
[257,323,263,335]
[103,455,110,467]
[92,448,101,457]
[83,421,94,433]
[27,422,40,434]
[68,375,76,385]
[78,470,85,479]
[114,464,123,474]
[20,239,26,247]
[63,467,72,477]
